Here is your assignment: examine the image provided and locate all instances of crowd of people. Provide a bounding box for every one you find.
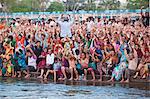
[0,10,149,82]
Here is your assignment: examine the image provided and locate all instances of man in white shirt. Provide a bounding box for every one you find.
[46,49,54,67]
[87,17,95,34]
[26,47,37,78]
[44,49,55,79]
[57,14,74,38]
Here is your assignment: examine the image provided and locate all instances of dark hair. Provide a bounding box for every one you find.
[28,35,31,39]
[36,41,40,44]
[16,52,20,56]
[19,49,23,54]
[18,34,22,37]
[41,34,45,37]
[75,49,80,55]
[48,19,52,22]
[26,50,31,53]
[54,57,58,62]
[82,52,86,56]
[28,19,31,23]
[8,35,13,41]
[64,17,69,22]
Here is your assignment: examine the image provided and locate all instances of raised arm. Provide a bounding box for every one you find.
[140,45,145,56]
[30,48,37,59]
[44,31,48,39]
[124,48,129,61]
[69,14,74,24]
[35,32,41,41]
[140,7,144,17]
[128,43,132,52]
[92,53,99,62]
[133,47,138,59]
[57,14,63,24]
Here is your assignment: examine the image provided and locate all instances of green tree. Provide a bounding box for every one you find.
[126,0,149,9]
[98,0,120,10]
[65,0,85,11]
[46,2,64,12]
[0,0,43,12]
[84,0,96,11]
[0,0,16,12]
[10,0,32,12]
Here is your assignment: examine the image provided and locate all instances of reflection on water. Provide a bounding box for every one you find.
[0,77,149,99]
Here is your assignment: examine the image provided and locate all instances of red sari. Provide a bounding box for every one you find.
[37,52,47,69]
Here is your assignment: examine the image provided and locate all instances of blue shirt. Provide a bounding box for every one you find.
[95,49,103,60]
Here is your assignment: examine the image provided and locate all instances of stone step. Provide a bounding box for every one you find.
[30,72,149,83]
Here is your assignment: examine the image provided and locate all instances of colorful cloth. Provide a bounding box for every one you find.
[37,52,47,69]
[18,52,27,69]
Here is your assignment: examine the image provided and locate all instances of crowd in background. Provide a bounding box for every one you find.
[0,10,149,82]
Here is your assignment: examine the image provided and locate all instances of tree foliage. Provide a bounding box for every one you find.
[0,0,41,12]
[98,0,121,10]
[83,0,96,11]
[46,2,64,12]
[126,0,149,9]
[0,0,149,12]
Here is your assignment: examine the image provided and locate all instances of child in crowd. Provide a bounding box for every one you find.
[0,12,149,83]
[60,56,69,80]
[53,57,61,81]
[78,52,89,80]
[1,58,8,76]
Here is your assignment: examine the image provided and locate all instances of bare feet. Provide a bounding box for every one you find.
[44,75,47,80]
[83,78,87,81]
[120,79,125,83]
[61,77,67,80]
[142,75,146,79]
[124,79,129,83]
[25,74,31,79]
[54,78,56,82]
[98,79,102,82]
[133,74,138,79]
[107,79,114,82]
[18,74,21,78]
[91,79,95,81]
[58,78,63,80]
[12,74,16,78]
[74,78,79,81]
[69,77,73,80]
[37,76,43,79]
[44,77,47,80]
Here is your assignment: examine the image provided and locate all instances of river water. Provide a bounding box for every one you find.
[0,77,149,99]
